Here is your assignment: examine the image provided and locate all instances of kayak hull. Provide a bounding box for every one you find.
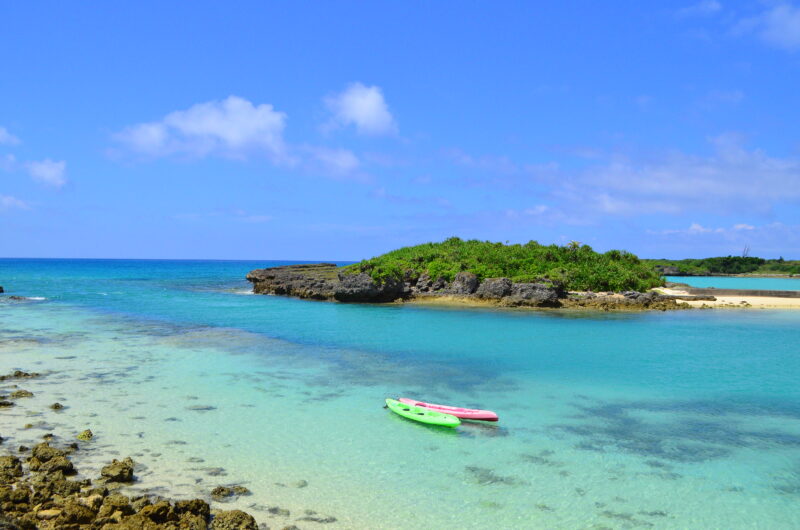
[399,398,499,421]
[386,398,460,427]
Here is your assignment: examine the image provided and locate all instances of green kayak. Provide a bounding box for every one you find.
[385,398,461,428]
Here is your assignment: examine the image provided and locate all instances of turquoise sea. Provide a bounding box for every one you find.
[2,259,800,529]
[666,275,800,291]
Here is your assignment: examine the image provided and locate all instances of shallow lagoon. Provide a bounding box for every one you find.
[666,275,800,291]
[2,259,800,528]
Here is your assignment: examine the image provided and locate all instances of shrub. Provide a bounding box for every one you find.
[343,238,664,292]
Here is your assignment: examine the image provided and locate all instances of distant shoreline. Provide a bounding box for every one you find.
[665,273,799,279]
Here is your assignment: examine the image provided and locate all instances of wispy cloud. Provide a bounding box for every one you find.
[0,126,20,146]
[646,222,800,256]
[0,154,15,171]
[324,82,397,136]
[305,146,361,176]
[736,3,800,51]
[174,209,273,223]
[0,194,30,212]
[448,133,800,222]
[702,89,744,107]
[443,148,521,175]
[25,159,67,188]
[677,0,722,18]
[114,96,290,162]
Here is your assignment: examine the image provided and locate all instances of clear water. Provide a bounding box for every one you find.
[2,259,800,529]
[666,275,800,291]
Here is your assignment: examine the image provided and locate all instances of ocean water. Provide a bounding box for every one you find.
[2,259,800,529]
[666,275,800,291]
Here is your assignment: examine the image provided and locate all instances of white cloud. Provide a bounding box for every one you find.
[677,0,722,17]
[737,3,800,51]
[0,126,20,145]
[0,194,29,212]
[114,96,289,161]
[25,159,67,188]
[325,83,397,135]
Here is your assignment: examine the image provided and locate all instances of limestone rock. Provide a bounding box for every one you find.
[505,282,562,307]
[449,272,478,294]
[475,278,512,298]
[333,272,405,302]
[100,457,135,483]
[57,500,96,524]
[173,499,210,518]
[211,509,258,530]
[246,263,339,299]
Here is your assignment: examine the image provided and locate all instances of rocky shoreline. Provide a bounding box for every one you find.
[0,370,326,530]
[246,264,695,311]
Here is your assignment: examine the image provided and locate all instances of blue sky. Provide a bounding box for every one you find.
[1,1,799,260]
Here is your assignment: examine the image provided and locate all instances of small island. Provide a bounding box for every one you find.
[247,238,696,310]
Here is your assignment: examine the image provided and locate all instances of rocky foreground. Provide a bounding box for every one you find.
[0,370,310,530]
[246,264,698,310]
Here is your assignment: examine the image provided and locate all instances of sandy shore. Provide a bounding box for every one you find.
[406,290,800,311]
[657,288,800,309]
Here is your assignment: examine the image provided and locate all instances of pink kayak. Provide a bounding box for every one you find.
[398,398,499,421]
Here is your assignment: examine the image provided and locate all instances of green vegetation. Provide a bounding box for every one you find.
[343,237,664,292]
[646,256,800,276]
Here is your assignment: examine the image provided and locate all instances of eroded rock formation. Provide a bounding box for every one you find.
[247,263,685,310]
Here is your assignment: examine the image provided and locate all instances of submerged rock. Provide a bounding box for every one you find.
[10,390,33,399]
[77,429,93,441]
[0,371,40,381]
[231,485,251,496]
[210,486,233,500]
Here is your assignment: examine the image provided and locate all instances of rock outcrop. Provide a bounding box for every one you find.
[246,263,339,300]
[333,272,405,302]
[0,437,261,530]
[247,263,683,310]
